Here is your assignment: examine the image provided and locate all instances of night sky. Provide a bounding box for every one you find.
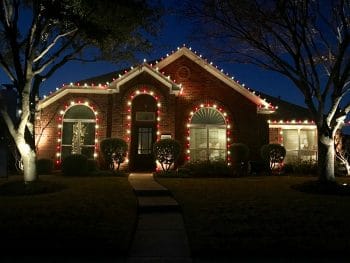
[0,1,306,108]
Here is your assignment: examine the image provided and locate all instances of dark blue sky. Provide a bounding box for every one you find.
[0,1,305,108]
[39,6,305,107]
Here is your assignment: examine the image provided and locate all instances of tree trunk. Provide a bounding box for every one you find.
[318,133,335,182]
[17,140,37,183]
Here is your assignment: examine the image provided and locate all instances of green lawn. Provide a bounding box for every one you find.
[0,174,137,260]
[158,176,350,260]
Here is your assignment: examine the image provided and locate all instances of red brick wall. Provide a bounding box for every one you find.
[36,55,270,168]
[160,56,269,163]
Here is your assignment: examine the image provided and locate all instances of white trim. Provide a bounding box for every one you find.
[269,124,317,129]
[156,47,272,109]
[39,64,181,110]
[109,63,181,95]
[38,88,113,110]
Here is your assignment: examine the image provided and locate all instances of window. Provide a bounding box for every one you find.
[136,112,155,121]
[282,128,317,163]
[61,105,96,159]
[189,108,227,161]
[138,127,153,154]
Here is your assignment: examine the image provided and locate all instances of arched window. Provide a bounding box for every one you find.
[61,105,96,159]
[189,107,227,161]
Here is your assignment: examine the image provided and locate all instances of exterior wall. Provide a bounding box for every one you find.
[160,56,269,163]
[36,55,271,169]
[36,93,110,166]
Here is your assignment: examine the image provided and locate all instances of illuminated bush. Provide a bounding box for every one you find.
[153,139,181,172]
[100,138,128,171]
[260,144,286,174]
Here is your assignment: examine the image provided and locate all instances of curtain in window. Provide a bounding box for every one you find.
[190,108,226,161]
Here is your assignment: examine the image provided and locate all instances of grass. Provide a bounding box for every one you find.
[0,174,137,260]
[157,175,350,260]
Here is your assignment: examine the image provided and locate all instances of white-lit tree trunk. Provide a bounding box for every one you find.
[17,140,37,182]
[318,133,336,182]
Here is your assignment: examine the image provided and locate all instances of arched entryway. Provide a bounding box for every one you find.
[129,94,157,171]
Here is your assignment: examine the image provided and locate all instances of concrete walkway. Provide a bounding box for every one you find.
[128,173,192,263]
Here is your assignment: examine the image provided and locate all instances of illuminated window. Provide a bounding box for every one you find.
[189,108,226,161]
[61,105,96,159]
[282,128,317,163]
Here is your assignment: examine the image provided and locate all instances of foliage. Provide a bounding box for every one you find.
[61,154,88,176]
[284,161,318,175]
[87,159,99,173]
[153,139,181,172]
[182,0,350,182]
[230,143,250,176]
[100,138,128,171]
[0,0,162,182]
[335,130,350,176]
[260,144,286,174]
[36,158,54,175]
[180,160,231,177]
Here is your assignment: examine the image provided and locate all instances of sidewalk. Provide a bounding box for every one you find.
[128,173,192,263]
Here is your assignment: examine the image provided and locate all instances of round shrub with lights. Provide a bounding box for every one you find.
[100,138,128,171]
[153,139,181,172]
[260,144,286,174]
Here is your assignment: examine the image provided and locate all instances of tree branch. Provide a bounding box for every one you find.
[33,28,78,63]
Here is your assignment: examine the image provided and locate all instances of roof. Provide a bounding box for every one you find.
[37,46,290,114]
[262,93,314,122]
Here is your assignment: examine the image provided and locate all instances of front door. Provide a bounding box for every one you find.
[129,94,157,171]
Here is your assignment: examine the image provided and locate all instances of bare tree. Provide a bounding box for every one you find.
[183,0,350,182]
[0,0,161,183]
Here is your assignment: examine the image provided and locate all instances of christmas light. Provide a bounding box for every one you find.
[56,100,99,166]
[186,102,232,164]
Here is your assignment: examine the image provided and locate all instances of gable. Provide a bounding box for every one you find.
[155,46,275,114]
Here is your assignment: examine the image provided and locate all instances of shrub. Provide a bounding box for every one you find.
[61,154,88,176]
[180,160,231,177]
[100,138,128,171]
[153,139,181,172]
[87,159,99,173]
[230,143,250,176]
[284,161,317,175]
[260,144,286,174]
[36,158,54,175]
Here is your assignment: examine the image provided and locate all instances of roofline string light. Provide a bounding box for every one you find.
[56,100,99,166]
[267,119,315,125]
[186,103,232,165]
[41,62,182,100]
[42,45,274,111]
[153,44,276,111]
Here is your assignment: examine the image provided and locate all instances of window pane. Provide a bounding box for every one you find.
[190,127,207,161]
[84,123,96,145]
[300,129,317,162]
[81,146,94,159]
[136,112,155,121]
[138,128,152,154]
[61,146,72,160]
[62,122,74,145]
[208,128,226,161]
[282,129,299,163]
[64,105,95,119]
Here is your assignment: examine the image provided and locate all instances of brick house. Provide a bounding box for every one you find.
[35,46,317,171]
